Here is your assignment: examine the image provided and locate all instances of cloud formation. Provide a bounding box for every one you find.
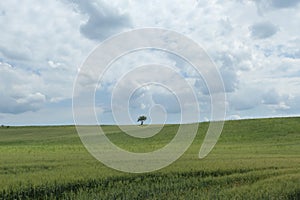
[68,0,132,41]
[250,21,278,39]
[271,0,300,8]
[0,0,299,124]
[0,62,45,114]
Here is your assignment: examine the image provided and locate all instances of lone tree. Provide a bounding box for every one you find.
[137,115,147,125]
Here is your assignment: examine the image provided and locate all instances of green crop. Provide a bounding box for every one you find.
[0,117,299,199]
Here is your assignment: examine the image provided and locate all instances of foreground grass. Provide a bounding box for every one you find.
[0,117,299,199]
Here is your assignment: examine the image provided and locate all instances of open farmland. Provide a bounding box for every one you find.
[0,117,299,199]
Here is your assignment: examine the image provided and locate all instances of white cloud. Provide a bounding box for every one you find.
[0,0,96,115]
[0,0,300,124]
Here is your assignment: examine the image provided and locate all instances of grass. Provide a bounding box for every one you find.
[0,117,299,199]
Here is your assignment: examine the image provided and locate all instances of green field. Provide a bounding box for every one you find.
[0,117,299,199]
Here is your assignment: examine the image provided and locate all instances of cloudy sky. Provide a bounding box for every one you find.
[0,0,300,125]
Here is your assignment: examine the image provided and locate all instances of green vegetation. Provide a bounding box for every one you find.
[0,117,299,199]
[137,115,147,125]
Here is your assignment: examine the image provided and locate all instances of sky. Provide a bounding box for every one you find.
[0,0,300,125]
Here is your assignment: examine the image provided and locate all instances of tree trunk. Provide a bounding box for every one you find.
[141,121,144,125]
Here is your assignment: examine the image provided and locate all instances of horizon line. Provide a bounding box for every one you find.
[1,115,299,127]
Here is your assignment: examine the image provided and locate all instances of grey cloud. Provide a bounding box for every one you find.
[0,10,5,16]
[220,68,238,93]
[0,46,32,61]
[194,52,239,95]
[262,89,281,104]
[68,0,131,41]
[212,53,243,94]
[0,62,46,114]
[258,42,300,59]
[271,0,300,8]
[229,87,263,111]
[231,97,260,111]
[279,50,300,59]
[255,0,300,14]
[230,87,290,112]
[277,42,300,59]
[0,93,45,114]
[262,89,291,112]
[218,54,239,93]
[250,21,278,39]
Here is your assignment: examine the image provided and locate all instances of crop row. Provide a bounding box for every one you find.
[1,167,298,199]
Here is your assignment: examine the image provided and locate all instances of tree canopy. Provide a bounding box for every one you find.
[137,115,147,125]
